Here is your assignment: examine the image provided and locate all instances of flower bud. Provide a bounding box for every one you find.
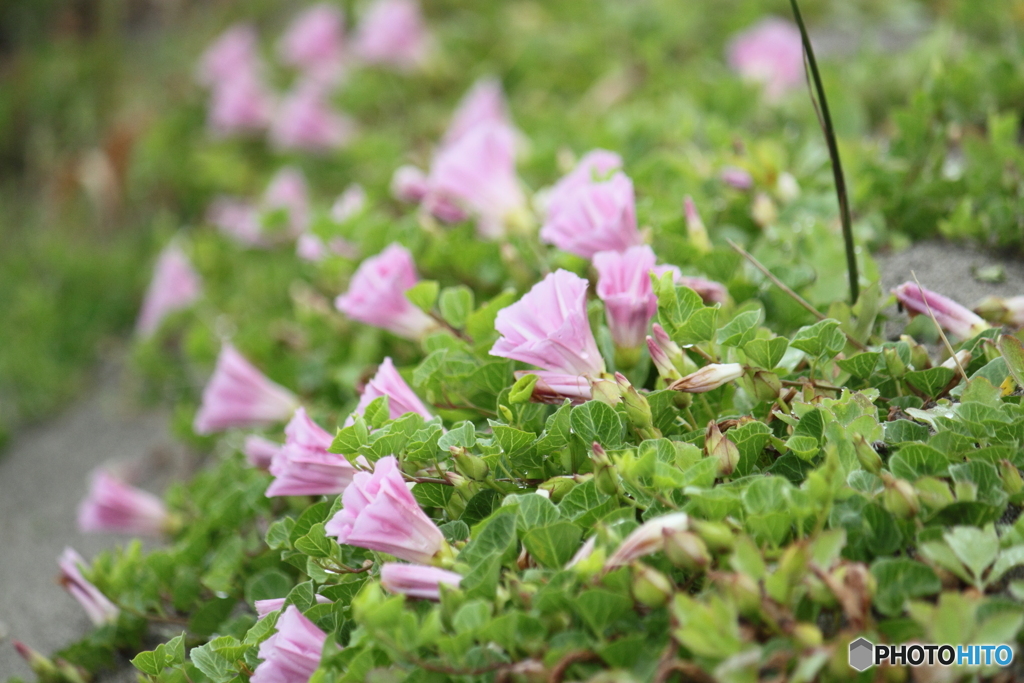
[13,641,59,680]
[647,335,682,382]
[975,295,1024,328]
[748,370,781,402]
[631,563,673,608]
[793,622,823,649]
[498,404,515,423]
[451,447,489,481]
[940,349,972,371]
[591,442,620,496]
[900,335,931,371]
[883,347,907,379]
[954,479,977,502]
[852,434,882,474]
[690,519,735,552]
[683,196,711,253]
[882,473,919,519]
[670,363,745,394]
[705,421,740,477]
[663,529,711,572]
[1000,460,1024,496]
[538,476,579,503]
[590,376,621,406]
[893,282,989,341]
[615,373,661,439]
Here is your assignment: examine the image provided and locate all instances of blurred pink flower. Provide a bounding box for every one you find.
[441,76,511,149]
[208,198,264,246]
[545,149,623,216]
[605,512,690,569]
[391,165,429,203]
[193,344,299,435]
[593,245,661,351]
[491,269,605,377]
[278,4,346,85]
[331,184,366,223]
[207,72,276,137]
[352,0,431,71]
[676,275,728,306]
[893,282,989,340]
[347,357,433,425]
[251,605,327,683]
[296,233,328,262]
[264,166,312,236]
[245,435,283,470]
[58,548,119,626]
[325,455,446,564]
[267,408,355,498]
[270,81,354,153]
[197,24,261,87]
[381,563,462,600]
[77,470,169,537]
[254,595,331,619]
[334,243,437,340]
[720,166,754,190]
[136,243,202,337]
[540,171,642,259]
[425,121,526,239]
[726,18,805,101]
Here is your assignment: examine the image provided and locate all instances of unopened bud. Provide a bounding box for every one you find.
[647,335,682,381]
[900,335,931,371]
[915,476,954,510]
[882,347,907,379]
[853,434,882,474]
[631,563,673,608]
[451,447,489,481]
[974,295,1024,328]
[882,473,919,519]
[705,421,740,477]
[718,572,761,615]
[690,519,735,552]
[954,480,977,502]
[683,196,711,253]
[13,641,59,680]
[498,404,515,423]
[539,476,579,503]
[615,373,660,439]
[751,192,778,227]
[663,529,711,572]
[749,370,781,402]
[444,470,468,488]
[1000,460,1024,496]
[670,363,745,394]
[941,350,972,371]
[591,443,619,496]
[590,377,621,406]
[652,323,697,375]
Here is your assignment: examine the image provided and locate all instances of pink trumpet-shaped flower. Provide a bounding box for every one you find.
[136,243,202,337]
[726,18,805,102]
[441,77,511,149]
[251,605,327,683]
[77,471,169,537]
[245,435,283,470]
[348,357,433,425]
[391,165,429,203]
[270,81,354,153]
[197,24,261,88]
[352,0,431,71]
[58,548,119,626]
[605,512,690,569]
[267,408,355,497]
[593,245,661,351]
[545,149,623,216]
[676,275,728,306]
[517,370,593,404]
[193,344,299,435]
[207,72,276,137]
[278,4,346,85]
[296,233,328,262]
[893,282,989,340]
[425,121,526,239]
[975,295,1024,328]
[381,563,462,600]
[540,171,643,259]
[491,269,605,377]
[334,243,437,340]
[255,595,331,620]
[325,456,446,564]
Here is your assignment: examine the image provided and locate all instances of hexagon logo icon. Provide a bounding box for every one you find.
[849,637,874,672]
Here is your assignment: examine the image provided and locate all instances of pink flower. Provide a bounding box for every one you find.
[726,18,805,102]
[441,77,511,149]
[540,171,643,259]
[296,233,328,262]
[270,81,354,153]
[255,595,331,619]
[380,563,462,600]
[193,344,300,435]
[669,363,745,393]
[424,121,526,239]
[676,275,728,306]
[975,295,1024,328]
[267,408,355,498]
[352,0,431,71]
[208,167,310,247]
[197,24,261,88]
[893,282,989,340]
[331,184,366,223]
[325,456,446,564]
[347,357,433,426]
[136,243,202,337]
[334,243,437,340]
[58,548,119,626]
[245,435,283,470]
[605,512,690,569]
[545,149,623,216]
[593,245,661,350]
[391,165,429,203]
[491,269,605,377]
[251,605,327,683]
[207,72,276,137]
[208,198,263,246]
[278,4,346,85]
[77,470,169,537]
[517,370,593,404]
[720,166,754,190]
[264,166,312,236]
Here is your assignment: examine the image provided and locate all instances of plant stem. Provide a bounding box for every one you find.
[789,0,859,305]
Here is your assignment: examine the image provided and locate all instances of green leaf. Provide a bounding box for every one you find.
[871,558,941,617]
[412,483,453,509]
[998,334,1024,387]
[461,490,502,527]
[189,639,240,683]
[265,517,295,551]
[439,286,474,329]
[244,569,293,604]
[944,525,999,582]
[294,523,335,558]
[570,401,624,447]
[743,337,789,370]
[289,502,331,545]
[888,444,949,480]
[363,396,391,430]
[491,423,539,469]
[188,597,236,637]
[439,520,471,542]
[837,352,881,379]
[507,493,561,532]
[790,319,846,358]
[717,310,762,348]
[131,650,165,676]
[466,290,517,343]
[405,280,439,314]
[884,419,930,445]
[523,522,583,568]
[438,420,476,451]
[509,373,539,404]
[905,367,956,397]
[576,589,634,636]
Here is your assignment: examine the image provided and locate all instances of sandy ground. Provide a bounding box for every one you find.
[2,239,1024,681]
